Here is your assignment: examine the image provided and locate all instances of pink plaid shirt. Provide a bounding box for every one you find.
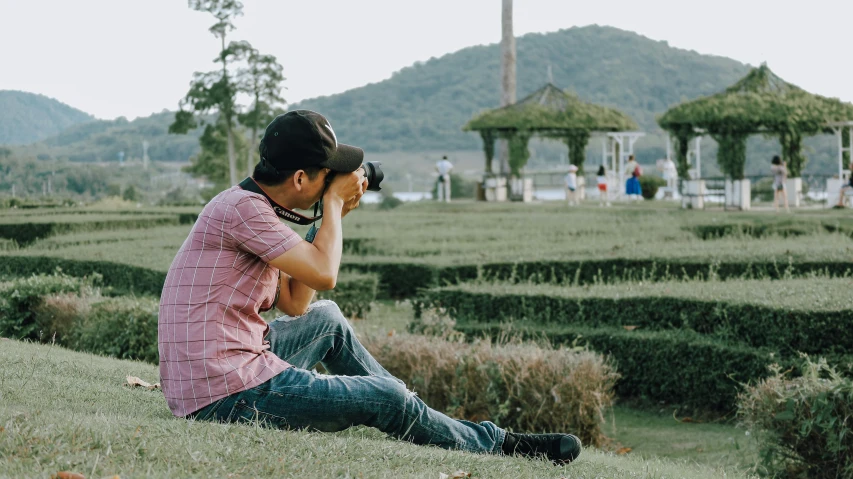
[158,186,299,417]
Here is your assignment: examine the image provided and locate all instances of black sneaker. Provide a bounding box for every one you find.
[501,432,582,464]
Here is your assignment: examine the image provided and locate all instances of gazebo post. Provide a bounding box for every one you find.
[828,123,853,207]
[694,137,702,179]
[665,133,672,162]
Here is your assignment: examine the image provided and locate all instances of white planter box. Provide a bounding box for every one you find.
[786,178,801,208]
[827,178,845,207]
[725,179,751,210]
[575,176,586,201]
[485,186,507,202]
[683,180,705,209]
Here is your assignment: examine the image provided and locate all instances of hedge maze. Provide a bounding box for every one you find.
[3,203,853,416]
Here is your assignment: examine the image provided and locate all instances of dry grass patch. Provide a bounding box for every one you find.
[365,333,618,447]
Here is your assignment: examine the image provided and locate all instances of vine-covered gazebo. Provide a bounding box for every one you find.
[464,84,638,176]
[658,64,853,181]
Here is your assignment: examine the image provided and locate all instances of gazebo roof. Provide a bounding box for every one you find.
[464,83,637,134]
[658,64,853,136]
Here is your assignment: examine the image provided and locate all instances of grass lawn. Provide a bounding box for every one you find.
[0,339,756,478]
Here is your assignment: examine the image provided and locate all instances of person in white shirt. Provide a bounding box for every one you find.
[564,164,579,206]
[435,156,453,202]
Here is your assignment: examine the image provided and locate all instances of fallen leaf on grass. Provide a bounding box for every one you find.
[51,472,85,479]
[439,471,471,479]
[387,330,395,337]
[622,325,639,331]
[125,376,160,390]
[615,447,632,455]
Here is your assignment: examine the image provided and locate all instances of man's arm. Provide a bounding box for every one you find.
[269,196,344,290]
[274,273,316,317]
[268,172,365,315]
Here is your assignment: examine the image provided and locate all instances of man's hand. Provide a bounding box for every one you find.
[342,176,368,217]
[325,170,368,218]
[324,170,365,212]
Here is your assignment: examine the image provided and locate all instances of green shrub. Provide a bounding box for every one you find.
[738,357,853,478]
[457,322,773,413]
[0,271,99,341]
[70,296,160,363]
[639,176,666,199]
[406,305,462,340]
[378,194,403,210]
[365,333,619,447]
[430,173,477,200]
[316,272,379,319]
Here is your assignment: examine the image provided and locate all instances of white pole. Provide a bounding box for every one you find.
[838,127,844,178]
[666,133,671,161]
[601,136,606,167]
[695,136,702,179]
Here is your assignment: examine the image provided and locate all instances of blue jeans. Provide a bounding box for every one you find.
[189,300,506,454]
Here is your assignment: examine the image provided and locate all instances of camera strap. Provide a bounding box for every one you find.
[237,177,322,226]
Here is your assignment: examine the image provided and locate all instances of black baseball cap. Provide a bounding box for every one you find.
[259,110,364,173]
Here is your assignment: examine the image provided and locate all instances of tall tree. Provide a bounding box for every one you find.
[184,118,248,186]
[236,47,286,176]
[498,0,516,176]
[170,0,244,186]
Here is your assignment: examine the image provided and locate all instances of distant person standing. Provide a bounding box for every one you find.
[771,155,789,213]
[564,164,579,206]
[625,155,642,200]
[660,157,678,197]
[435,155,453,202]
[596,165,610,207]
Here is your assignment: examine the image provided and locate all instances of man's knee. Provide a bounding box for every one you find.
[308,300,350,331]
[375,378,415,411]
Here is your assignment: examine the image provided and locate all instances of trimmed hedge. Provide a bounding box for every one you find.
[343,262,441,298]
[0,215,184,246]
[345,258,853,299]
[457,322,774,412]
[689,221,853,240]
[317,272,379,319]
[414,288,853,356]
[0,255,166,295]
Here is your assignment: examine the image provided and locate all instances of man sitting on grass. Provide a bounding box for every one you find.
[157,110,582,464]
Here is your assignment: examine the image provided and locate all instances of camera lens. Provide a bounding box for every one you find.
[362,162,384,192]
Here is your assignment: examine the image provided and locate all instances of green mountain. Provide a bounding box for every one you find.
[294,25,751,152]
[28,111,204,163]
[0,90,95,145]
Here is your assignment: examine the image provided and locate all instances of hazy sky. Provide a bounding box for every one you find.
[2,0,851,120]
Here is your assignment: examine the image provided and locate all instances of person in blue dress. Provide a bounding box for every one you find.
[625,155,642,199]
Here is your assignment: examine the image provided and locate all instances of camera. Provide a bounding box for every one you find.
[360,161,384,191]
